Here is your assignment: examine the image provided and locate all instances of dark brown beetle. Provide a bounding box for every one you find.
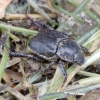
[0,15,90,81]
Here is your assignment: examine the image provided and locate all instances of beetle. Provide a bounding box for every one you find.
[0,15,90,81]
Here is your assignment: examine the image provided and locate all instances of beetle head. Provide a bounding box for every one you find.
[74,52,85,65]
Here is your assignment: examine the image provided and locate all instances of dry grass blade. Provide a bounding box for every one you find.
[2,71,14,87]
[0,0,100,99]
[0,83,26,100]
[0,96,5,100]
[5,14,56,20]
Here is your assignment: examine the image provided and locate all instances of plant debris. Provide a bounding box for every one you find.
[0,0,100,100]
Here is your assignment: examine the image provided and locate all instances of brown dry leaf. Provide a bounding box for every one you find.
[5,69,22,81]
[79,89,100,100]
[0,0,12,19]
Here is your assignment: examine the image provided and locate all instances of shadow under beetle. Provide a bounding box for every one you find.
[0,15,90,82]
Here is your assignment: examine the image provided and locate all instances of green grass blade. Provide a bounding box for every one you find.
[0,37,10,81]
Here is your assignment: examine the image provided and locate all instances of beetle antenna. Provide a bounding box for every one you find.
[25,14,43,28]
[25,14,53,30]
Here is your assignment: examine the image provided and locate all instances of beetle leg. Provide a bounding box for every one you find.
[42,61,55,74]
[0,40,46,62]
[45,61,55,71]
[59,60,67,85]
[10,52,46,62]
[80,45,91,55]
